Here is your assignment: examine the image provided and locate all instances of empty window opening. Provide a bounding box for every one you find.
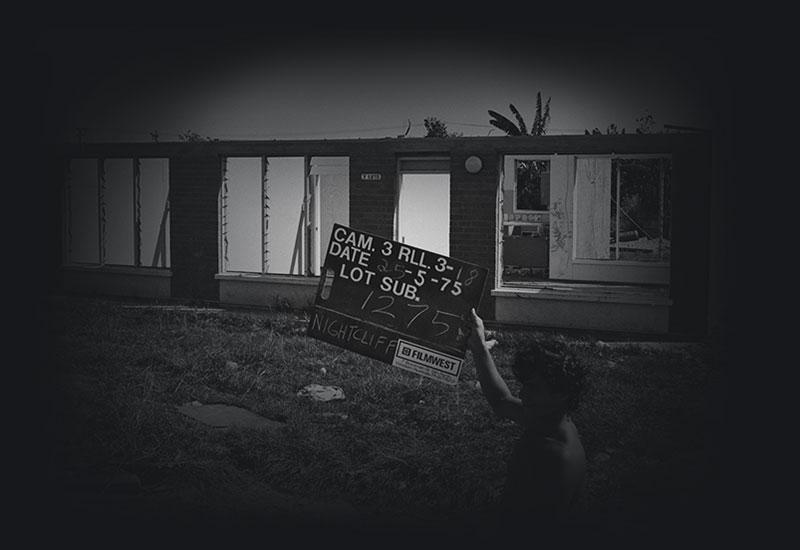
[104,159,135,266]
[66,159,100,265]
[222,157,263,273]
[397,158,450,257]
[266,157,306,274]
[139,158,171,268]
[220,156,349,276]
[575,156,671,263]
[64,158,170,269]
[501,156,551,285]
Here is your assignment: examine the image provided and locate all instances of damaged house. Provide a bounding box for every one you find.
[51,133,717,336]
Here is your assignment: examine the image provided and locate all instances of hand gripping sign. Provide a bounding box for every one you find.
[307,224,487,385]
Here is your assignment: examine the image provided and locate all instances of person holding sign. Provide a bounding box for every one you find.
[467,308,587,531]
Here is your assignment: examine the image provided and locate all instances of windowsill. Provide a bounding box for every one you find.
[61,264,172,277]
[509,210,548,216]
[492,281,671,306]
[215,273,320,286]
[571,258,670,268]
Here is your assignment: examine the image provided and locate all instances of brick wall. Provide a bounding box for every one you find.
[56,134,712,333]
[449,147,499,319]
[669,141,711,336]
[169,151,221,301]
[348,146,396,239]
[348,145,499,319]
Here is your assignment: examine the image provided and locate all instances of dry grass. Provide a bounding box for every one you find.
[40,294,724,542]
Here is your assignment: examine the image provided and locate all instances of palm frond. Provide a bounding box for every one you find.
[508,104,527,135]
[488,110,522,136]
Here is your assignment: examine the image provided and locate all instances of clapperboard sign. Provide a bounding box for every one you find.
[307,224,488,385]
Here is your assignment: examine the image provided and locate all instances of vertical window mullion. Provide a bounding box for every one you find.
[133,158,142,267]
[302,156,310,275]
[305,166,313,275]
[313,173,321,273]
[615,164,621,261]
[221,159,229,273]
[262,156,269,274]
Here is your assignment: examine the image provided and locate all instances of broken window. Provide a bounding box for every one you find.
[515,159,550,211]
[221,157,263,273]
[500,156,551,285]
[104,159,135,265]
[64,158,170,268]
[220,156,349,276]
[65,159,100,264]
[575,156,671,263]
[610,158,671,262]
[139,159,170,268]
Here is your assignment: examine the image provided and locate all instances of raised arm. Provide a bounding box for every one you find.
[467,309,524,424]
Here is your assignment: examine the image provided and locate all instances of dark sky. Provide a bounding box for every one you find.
[32,23,727,143]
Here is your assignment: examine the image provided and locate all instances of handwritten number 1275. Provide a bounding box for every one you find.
[360,291,459,336]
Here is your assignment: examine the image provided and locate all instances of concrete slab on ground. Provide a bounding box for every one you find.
[177,401,285,431]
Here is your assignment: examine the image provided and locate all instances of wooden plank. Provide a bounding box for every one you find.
[548,155,572,279]
[574,157,611,260]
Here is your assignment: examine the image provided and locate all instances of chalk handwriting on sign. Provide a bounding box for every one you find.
[307,224,488,385]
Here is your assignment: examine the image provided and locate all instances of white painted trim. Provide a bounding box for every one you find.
[571,258,670,268]
[215,273,320,286]
[495,155,504,290]
[312,173,321,273]
[491,285,671,306]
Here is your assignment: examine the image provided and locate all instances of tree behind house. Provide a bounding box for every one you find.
[423,117,463,138]
[488,92,551,136]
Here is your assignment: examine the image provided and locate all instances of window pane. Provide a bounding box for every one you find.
[515,160,549,211]
[610,158,671,262]
[266,157,306,275]
[140,159,170,268]
[224,157,262,273]
[502,157,551,285]
[104,159,134,265]
[398,173,450,257]
[67,159,99,264]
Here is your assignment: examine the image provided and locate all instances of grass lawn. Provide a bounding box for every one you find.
[36,294,725,544]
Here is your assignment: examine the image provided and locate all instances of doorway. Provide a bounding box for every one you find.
[396,157,450,256]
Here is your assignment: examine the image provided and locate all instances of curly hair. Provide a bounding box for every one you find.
[511,339,587,413]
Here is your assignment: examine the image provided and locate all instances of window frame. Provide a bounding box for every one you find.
[510,154,551,214]
[572,153,672,268]
[218,155,349,278]
[63,157,170,270]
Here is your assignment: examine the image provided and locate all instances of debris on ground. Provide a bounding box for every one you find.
[121,305,224,313]
[595,340,706,356]
[319,412,349,420]
[297,384,345,402]
[176,401,285,431]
